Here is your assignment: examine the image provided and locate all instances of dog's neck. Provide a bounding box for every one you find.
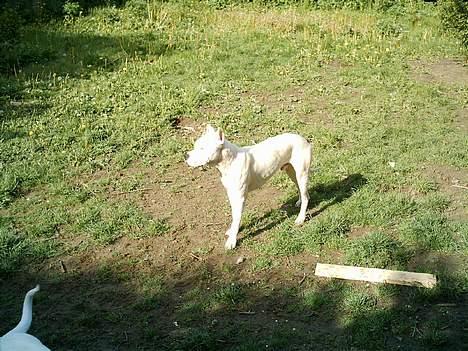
[215,140,239,175]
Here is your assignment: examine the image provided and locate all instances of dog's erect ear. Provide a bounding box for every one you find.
[217,128,224,144]
[205,124,216,134]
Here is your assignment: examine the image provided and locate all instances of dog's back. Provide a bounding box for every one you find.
[1,333,50,351]
[247,133,311,181]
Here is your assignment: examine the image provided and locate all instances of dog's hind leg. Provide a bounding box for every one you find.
[290,145,312,225]
[282,163,302,208]
[293,170,309,225]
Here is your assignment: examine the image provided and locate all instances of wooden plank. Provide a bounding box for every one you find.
[315,263,437,288]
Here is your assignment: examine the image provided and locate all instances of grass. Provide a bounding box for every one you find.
[345,231,409,269]
[1,1,467,350]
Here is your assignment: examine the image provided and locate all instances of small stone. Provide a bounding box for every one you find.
[236,256,246,264]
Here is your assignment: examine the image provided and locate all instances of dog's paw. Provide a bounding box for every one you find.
[294,216,305,226]
[295,199,302,208]
[224,236,237,250]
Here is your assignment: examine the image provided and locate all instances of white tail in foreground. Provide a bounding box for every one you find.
[1,285,51,351]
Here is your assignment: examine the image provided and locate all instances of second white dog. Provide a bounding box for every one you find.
[186,125,312,249]
[0,285,51,351]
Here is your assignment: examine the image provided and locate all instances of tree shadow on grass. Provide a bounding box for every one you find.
[3,28,178,77]
[240,173,367,241]
[0,260,341,351]
[0,20,181,200]
[0,25,179,136]
[1,245,466,351]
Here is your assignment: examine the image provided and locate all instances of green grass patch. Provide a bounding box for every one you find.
[399,212,459,252]
[74,199,169,244]
[345,231,409,269]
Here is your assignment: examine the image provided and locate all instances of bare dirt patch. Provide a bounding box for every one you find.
[424,165,468,220]
[347,225,377,240]
[29,160,321,349]
[407,251,465,273]
[455,107,468,132]
[198,84,335,127]
[410,59,468,85]
[68,161,297,274]
[171,115,202,132]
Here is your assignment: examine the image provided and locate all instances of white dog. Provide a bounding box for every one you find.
[0,285,51,351]
[186,125,312,250]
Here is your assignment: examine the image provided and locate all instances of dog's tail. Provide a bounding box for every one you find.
[9,285,40,334]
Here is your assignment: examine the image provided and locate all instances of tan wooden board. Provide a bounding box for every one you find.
[315,263,437,288]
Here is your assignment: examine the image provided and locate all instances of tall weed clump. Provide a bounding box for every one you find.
[201,0,414,11]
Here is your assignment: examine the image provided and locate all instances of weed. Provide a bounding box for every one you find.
[252,256,274,271]
[343,289,378,314]
[0,219,58,276]
[399,212,458,252]
[345,231,409,269]
[0,172,20,208]
[302,210,351,252]
[302,287,332,310]
[0,223,29,274]
[212,283,245,307]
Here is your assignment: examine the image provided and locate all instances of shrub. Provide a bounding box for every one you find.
[439,0,468,48]
[63,1,82,19]
[0,1,125,23]
[0,7,22,45]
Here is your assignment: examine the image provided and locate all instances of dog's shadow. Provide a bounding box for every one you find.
[240,173,367,241]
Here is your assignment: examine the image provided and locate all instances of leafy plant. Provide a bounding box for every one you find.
[439,0,468,48]
[63,1,82,22]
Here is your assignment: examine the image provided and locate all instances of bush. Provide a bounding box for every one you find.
[0,0,125,23]
[439,0,468,48]
[315,0,374,10]
[64,1,82,17]
[0,7,22,45]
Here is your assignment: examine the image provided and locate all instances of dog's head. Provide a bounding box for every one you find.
[186,124,224,168]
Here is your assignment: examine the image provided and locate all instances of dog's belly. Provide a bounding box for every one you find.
[247,159,284,191]
[247,174,269,191]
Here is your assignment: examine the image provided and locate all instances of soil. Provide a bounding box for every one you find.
[410,59,468,85]
[424,164,468,220]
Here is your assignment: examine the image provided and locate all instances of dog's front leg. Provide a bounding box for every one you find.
[224,189,246,250]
